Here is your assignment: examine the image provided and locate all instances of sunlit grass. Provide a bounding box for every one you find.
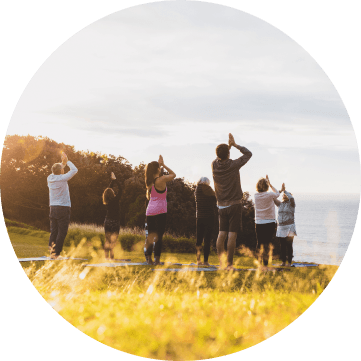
[8,225,338,360]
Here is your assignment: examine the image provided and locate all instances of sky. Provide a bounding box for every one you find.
[6,1,360,194]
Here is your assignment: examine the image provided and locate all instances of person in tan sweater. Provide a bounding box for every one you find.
[254,175,280,268]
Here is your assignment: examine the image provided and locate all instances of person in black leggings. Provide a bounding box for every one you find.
[102,172,121,260]
[144,155,176,265]
[195,177,216,266]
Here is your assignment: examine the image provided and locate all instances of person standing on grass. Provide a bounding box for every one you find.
[254,175,279,269]
[274,183,297,267]
[102,172,122,261]
[47,152,78,259]
[144,155,176,265]
[195,177,217,266]
[212,133,252,270]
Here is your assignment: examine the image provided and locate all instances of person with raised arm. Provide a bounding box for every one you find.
[47,152,78,259]
[195,177,217,266]
[212,133,252,270]
[254,175,279,269]
[144,155,176,265]
[102,172,122,261]
[274,183,297,267]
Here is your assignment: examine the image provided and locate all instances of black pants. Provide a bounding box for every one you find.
[255,222,276,266]
[196,217,213,263]
[279,236,294,263]
[145,213,167,257]
[48,206,71,256]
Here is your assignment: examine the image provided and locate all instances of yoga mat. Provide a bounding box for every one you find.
[18,256,88,262]
[273,263,319,268]
[152,267,258,272]
[84,262,149,267]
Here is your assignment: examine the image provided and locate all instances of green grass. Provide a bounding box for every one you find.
[6,223,339,360]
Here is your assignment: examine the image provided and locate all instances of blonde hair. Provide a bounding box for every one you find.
[256,178,269,193]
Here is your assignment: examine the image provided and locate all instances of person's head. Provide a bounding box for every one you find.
[216,144,230,161]
[282,192,291,202]
[197,177,210,186]
[52,163,64,175]
[103,188,115,205]
[256,178,269,193]
[145,161,161,197]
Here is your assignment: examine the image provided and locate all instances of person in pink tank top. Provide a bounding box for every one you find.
[144,155,176,265]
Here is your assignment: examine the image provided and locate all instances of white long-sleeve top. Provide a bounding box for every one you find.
[47,161,78,207]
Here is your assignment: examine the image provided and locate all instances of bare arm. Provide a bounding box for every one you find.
[266,175,280,197]
[156,155,176,189]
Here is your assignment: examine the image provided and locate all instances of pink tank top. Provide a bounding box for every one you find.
[146,184,167,216]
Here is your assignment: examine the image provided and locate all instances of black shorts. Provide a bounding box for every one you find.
[104,218,120,233]
[218,203,242,233]
[146,213,167,235]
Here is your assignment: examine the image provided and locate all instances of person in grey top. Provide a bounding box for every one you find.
[274,183,297,266]
[47,152,78,258]
[212,133,252,270]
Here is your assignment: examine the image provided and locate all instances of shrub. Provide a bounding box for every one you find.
[161,235,196,253]
[64,228,105,247]
[119,234,145,251]
[6,226,49,239]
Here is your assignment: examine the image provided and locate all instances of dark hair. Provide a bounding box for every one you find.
[52,163,63,175]
[145,161,160,199]
[103,188,115,205]
[216,144,230,161]
[256,178,269,193]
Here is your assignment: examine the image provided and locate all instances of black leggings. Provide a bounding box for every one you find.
[255,222,276,266]
[279,236,294,263]
[196,217,213,263]
[145,213,167,258]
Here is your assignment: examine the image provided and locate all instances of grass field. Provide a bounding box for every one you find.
[8,223,338,360]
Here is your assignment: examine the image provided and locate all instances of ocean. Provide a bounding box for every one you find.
[251,193,360,266]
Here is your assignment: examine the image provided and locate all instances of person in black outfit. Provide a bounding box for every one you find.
[195,177,217,266]
[102,172,121,260]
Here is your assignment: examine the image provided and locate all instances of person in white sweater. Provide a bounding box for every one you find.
[254,175,279,267]
[274,183,297,266]
[47,152,78,258]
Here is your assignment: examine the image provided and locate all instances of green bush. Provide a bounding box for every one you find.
[64,228,105,247]
[6,226,49,239]
[161,235,196,253]
[5,218,40,231]
[119,234,145,251]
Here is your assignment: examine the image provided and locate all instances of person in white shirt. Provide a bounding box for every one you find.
[254,175,279,268]
[47,152,78,258]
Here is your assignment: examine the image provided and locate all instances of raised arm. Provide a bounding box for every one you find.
[274,198,281,207]
[61,153,78,181]
[157,155,176,188]
[284,190,295,207]
[109,172,121,200]
[228,133,252,169]
[266,175,280,197]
